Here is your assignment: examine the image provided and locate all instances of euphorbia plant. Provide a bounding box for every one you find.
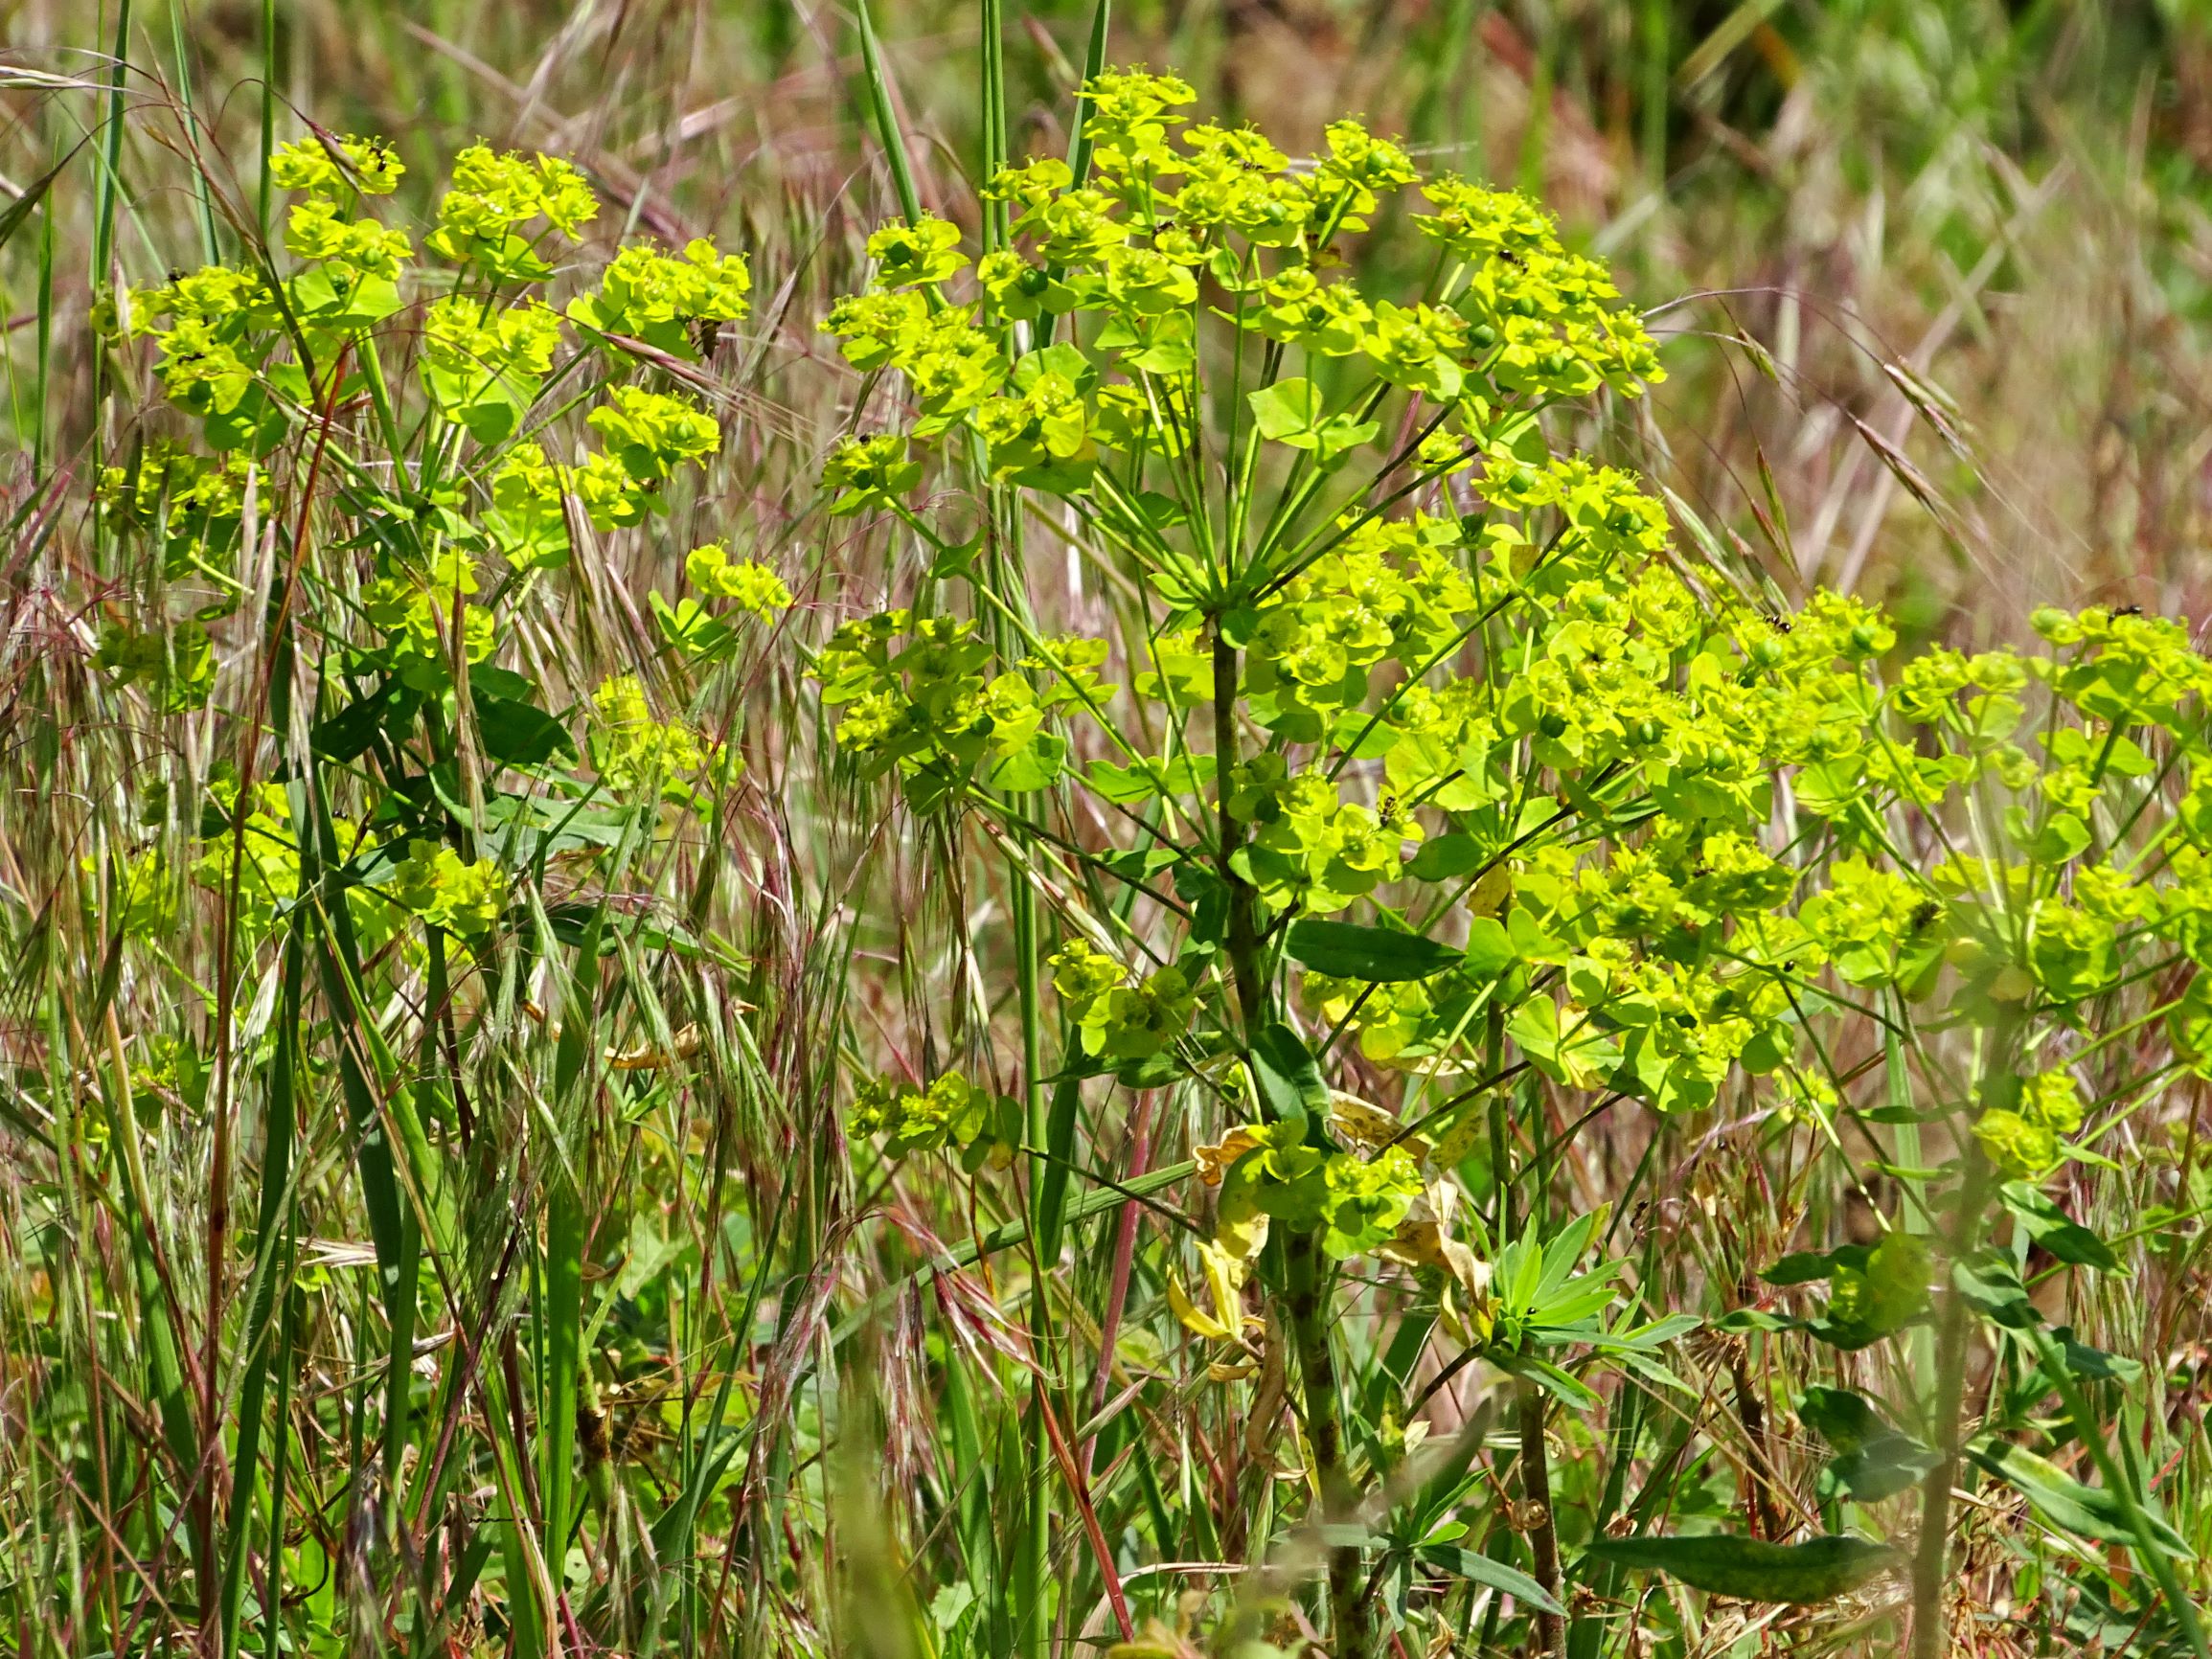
[819,66,2211,1659]
[92,127,785,1654]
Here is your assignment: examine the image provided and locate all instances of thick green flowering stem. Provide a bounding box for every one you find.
[1910,1008,2018,1659]
[1286,1225,1366,1658]
[1210,623,1361,1649]
[1516,1378,1566,1659]
[1907,1142,1991,1659]
[1212,625,1264,1025]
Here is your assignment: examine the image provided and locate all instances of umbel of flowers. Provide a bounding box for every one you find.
[816,66,2212,1654]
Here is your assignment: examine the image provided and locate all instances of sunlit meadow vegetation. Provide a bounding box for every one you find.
[5,4,2212,1657]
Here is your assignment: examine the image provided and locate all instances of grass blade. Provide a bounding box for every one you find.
[852,0,922,224]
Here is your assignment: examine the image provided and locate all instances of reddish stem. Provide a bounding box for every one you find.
[1035,1377,1135,1641]
[1080,1093,1154,1482]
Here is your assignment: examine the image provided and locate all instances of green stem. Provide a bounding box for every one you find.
[1909,1006,2019,1659]
[1211,626,1263,1028]
[259,0,277,236]
[1908,1150,1988,1659]
[1286,1226,1365,1658]
[1516,1379,1566,1659]
[1208,623,1361,1651]
[1015,869,1051,1659]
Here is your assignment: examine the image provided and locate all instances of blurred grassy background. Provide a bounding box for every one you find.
[10,0,2212,639]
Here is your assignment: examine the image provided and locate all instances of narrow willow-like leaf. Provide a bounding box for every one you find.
[1582,1533,1900,1604]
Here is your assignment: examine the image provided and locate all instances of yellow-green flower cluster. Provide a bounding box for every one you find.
[1417,177,1663,397]
[270,135,413,278]
[1237,766,1425,916]
[813,612,1061,803]
[129,265,277,419]
[810,71,1672,534]
[389,840,506,936]
[1974,1070,2086,1178]
[94,618,214,713]
[589,675,707,794]
[585,386,721,481]
[820,291,1008,436]
[420,296,564,443]
[866,215,969,289]
[1048,940,1197,1063]
[568,238,751,358]
[1237,512,1478,742]
[424,144,598,279]
[191,781,303,937]
[364,554,495,687]
[268,133,406,195]
[88,846,175,942]
[1214,1120,1426,1261]
[472,389,717,568]
[686,543,791,619]
[849,1070,1009,1167]
[284,194,413,278]
[821,434,924,516]
[98,443,254,571]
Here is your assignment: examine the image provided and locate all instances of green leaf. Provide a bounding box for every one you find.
[1794,1386,1888,1455]
[1121,310,1196,375]
[1100,847,1181,884]
[1763,1245,1869,1286]
[1012,341,1095,394]
[1415,1545,1563,1616]
[2000,1182,2122,1274]
[476,793,644,856]
[1490,1349,1599,1409]
[1286,919,1463,983]
[1579,1534,1900,1604]
[1330,707,1400,759]
[1507,904,1569,964]
[1951,1250,2040,1329]
[470,664,536,702]
[476,695,576,770]
[1113,1053,1180,1090]
[987,733,1065,792]
[1972,1441,2194,1558]
[1717,1307,1797,1334]
[1818,1231,1931,1350]
[650,591,738,661]
[1244,377,1377,464]
[1460,916,1516,978]
[1587,1311,1702,1352]
[1085,753,1213,805]
[1249,1021,1328,1126]
[1798,1387,1936,1503]
[289,267,404,327]
[2047,1327,2144,1384]
[312,684,403,762]
[1248,378,1324,442]
[1405,832,1481,882]
[1085,757,1160,804]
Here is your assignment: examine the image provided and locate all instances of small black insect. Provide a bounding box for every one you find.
[2112,604,2144,617]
